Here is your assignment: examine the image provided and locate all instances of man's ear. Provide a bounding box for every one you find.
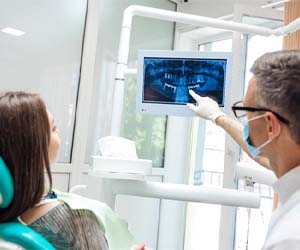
[265,112,281,139]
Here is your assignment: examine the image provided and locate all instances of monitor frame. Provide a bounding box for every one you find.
[136,50,233,116]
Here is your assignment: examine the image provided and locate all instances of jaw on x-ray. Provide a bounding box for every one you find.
[143,57,226,106]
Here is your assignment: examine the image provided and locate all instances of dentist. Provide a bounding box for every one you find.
[188,50,300,250]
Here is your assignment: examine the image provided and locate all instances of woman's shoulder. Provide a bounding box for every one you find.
[19,199,63,225]
[28,201,109,250]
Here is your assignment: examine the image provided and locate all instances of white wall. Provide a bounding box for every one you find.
[0,0,87,163]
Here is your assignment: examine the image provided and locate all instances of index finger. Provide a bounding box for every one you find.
[189,90,200,102]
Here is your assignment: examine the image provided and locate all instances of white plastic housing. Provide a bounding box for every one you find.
[91,156,152,176]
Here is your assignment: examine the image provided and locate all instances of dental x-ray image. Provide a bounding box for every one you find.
[143,57,226,106]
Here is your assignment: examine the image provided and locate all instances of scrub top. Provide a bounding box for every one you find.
[262,166,300,250]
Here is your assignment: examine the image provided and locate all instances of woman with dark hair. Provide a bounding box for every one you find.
[0,91,146,250]
[0,92,56,221]
[0,91,109,249]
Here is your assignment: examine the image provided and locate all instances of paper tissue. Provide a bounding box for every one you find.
[91,136,152,177]
[98,136,138,160]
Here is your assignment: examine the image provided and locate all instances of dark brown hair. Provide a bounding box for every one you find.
[0,91,52,222]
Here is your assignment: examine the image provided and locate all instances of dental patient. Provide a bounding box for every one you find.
[0,91,143,250]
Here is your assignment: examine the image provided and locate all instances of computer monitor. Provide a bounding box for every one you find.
[136,50,233,116]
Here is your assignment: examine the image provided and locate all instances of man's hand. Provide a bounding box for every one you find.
[187,90,226,123]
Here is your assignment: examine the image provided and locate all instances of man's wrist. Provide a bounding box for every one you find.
[214,113,227,125]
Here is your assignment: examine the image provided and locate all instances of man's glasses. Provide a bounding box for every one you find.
[231,101,290,125]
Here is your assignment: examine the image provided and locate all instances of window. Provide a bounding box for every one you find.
[185,38,232,250]
[122,73,168,168]
[235,15,283,250]
[85,0,176,168]
[244,35,283,91]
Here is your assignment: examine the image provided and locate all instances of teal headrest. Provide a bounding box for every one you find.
[0,156,14,208]
[0,222,55,250]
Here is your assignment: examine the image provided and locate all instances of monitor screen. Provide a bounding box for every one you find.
[136,50,232,116]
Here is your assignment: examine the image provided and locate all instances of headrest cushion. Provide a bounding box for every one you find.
[0,157,14,208]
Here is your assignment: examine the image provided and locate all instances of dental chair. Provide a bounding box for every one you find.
[0,157,55,250]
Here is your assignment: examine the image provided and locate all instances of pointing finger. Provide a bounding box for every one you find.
[189,90,200,101]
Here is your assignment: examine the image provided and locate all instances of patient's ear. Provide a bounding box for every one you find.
[265,112,281,139]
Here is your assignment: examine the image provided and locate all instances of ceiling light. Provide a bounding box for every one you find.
[1,27,25,36]
[261,0,289,8]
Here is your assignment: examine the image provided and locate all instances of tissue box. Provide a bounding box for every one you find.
[97,136,138,160]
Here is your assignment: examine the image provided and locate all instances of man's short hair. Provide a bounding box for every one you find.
[251,50,300,144]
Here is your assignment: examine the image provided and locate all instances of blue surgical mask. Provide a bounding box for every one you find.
[242,114,272,158]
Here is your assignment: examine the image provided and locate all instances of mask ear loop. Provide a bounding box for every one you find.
[242,113,273,157]
[240,113,266,125]
[256,138,273,151]
[249,113,276,151]
[247,113,267,123]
